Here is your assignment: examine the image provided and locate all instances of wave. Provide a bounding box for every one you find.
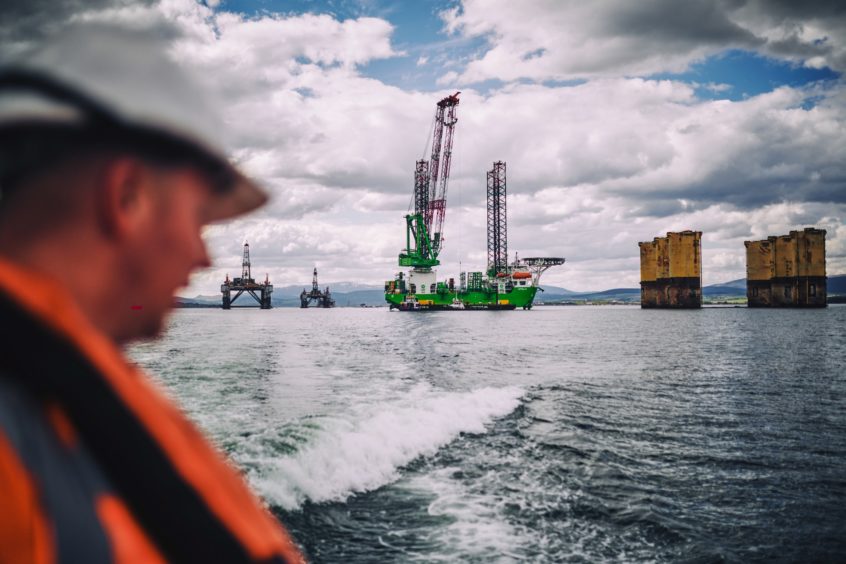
[248,384,523,510]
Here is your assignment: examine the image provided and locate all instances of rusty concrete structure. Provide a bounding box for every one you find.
[639,231,702,308]
[744,228,826,307]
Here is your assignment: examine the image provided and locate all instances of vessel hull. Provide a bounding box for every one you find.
[385,285,538,310]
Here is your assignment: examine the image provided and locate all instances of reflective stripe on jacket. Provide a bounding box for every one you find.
[0,378,161,563]
[0,258,303,563]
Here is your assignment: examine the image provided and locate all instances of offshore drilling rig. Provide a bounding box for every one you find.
[221,242,273,309]
[300,267,335,308]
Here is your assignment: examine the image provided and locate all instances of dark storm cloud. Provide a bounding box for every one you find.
[626,199,691,219]
[626,172,846,218]
[0,0,161,59]
[448,0,846,84]
[736,0,846,67]
[607,0,846,62]
[606,0,760,47]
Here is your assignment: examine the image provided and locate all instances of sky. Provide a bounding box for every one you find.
[2,0,845,293]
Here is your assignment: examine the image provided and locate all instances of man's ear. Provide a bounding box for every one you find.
[95,157,155,240]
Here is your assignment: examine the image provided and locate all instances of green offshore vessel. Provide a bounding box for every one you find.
[385,95,564,311]
[385,259,562,311]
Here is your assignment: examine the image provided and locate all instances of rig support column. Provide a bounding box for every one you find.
[745,228,826,307]
[639,231,702,308]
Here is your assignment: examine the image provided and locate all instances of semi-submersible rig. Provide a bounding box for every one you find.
[384,94,564,311]
[221,242,273,309]
[300,267,335,308]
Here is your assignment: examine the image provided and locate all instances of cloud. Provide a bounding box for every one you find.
[440,0,846,84]
[440,80,846,214]
[0,0,158,60]
[2,0,844,293]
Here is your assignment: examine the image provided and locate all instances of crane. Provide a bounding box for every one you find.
[399,92,460,270]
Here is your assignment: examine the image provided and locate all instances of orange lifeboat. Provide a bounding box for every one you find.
[512,271,531,279]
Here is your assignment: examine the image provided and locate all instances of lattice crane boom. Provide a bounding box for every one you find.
[399,92,460,269]
[428,92,460,257]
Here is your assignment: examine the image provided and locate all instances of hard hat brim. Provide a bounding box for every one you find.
[0,90,269,223]
[207,168,268,222]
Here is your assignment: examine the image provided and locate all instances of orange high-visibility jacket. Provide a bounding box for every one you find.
[0,259,304,563]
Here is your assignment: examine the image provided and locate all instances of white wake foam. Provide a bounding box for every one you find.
[251,384,523,510]
[403,469,533,561]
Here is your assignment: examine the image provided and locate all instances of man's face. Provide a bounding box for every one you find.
[121,166,213,341]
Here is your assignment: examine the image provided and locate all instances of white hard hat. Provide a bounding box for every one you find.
[0,24,267,222]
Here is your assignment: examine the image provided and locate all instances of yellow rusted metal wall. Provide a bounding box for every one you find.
[744,239,774,307]
[745,227,826,307]
[639,239,660,307]
[655,236,670,279]
[744,239,773,280]
[773,234,797,279]
[639,241,657,282]
[796,228,826,277]
[795,228,827,306]
[638,231,701,309]
[668,231,701,278]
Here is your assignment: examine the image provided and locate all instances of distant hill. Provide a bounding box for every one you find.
[540,287,640,303]
[540,274,846,304]
[702,278,747,299]
[700,275,846,297]
[176,274,846,307]
[830,274,846,295]
[274,289,386,307]
[273,282,382,298]
[702,278,747,294]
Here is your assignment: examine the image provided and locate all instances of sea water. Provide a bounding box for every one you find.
[129,305,846,562]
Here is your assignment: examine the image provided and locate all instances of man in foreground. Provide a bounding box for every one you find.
[0,25,303,563]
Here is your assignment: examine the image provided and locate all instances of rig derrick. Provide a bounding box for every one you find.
[221,242,273,309]
[300,267,335,308]
[473,161,565,309]
[487,161,508,278]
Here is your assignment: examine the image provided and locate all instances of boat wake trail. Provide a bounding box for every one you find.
[243,384,524,511]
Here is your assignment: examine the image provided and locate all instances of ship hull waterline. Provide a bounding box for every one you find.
[385,286,538,311]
